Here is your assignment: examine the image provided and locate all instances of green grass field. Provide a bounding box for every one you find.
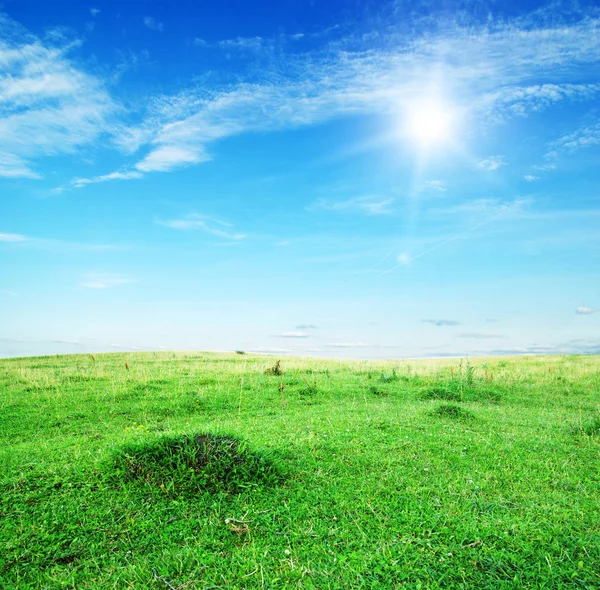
[1,352,599,589]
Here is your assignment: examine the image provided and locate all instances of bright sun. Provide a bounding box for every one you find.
[406,101,454,148]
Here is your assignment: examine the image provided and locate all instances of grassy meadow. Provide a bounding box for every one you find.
[1,352,599,589]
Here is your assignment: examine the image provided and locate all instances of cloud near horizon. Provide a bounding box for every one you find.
[422,319,460,326]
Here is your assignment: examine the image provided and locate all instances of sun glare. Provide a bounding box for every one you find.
[406,101,454,148]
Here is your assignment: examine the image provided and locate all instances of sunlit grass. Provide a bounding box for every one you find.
[1,352,599,588]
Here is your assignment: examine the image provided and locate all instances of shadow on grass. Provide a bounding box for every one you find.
[429,403,477,421]
[571,413,600,437]
[110,433,285,495]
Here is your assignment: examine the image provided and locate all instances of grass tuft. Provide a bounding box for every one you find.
[421,386,462,401]
[264,360,283,375]
[111,433,282,494]
[430,403,476,421]
[573,412,600,436]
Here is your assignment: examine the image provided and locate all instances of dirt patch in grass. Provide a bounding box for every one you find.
[112,433,282,494]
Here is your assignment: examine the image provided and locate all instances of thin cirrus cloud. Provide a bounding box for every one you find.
[575,306,596,315]
[218,36,264,51]
[325,342,371,348]
[0,232,27,242]
[65,11,600,188]
[80,274,137,289]
[456,332,503,339]
[143,17,164,32]
[422,319,460,326]
[274,331,311,338]
[424,180,446,192]
[313,196,394,215]
[548,122,600,155]
[0,16,116,179]
[158,214,246,240]
[478,156,506,171]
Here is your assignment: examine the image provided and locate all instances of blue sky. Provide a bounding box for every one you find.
[1,0,599,358]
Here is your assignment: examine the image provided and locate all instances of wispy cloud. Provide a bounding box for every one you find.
[143,17,164,32]
[72,170,143,187]
[0,232,28,242]
[296,324,318,330]
[80,273,137,289]
[0,16,115,178]
[478,156,506,171]
[0,288,18,296]
[218,36,264,51]
[433,198,528,218]
[524,174,538,181]
[549,122,600,155]
[274,331,311,338]
[313,195,394,215]
[0,9,596,188]
[159,214,246,240]
[456,332,503,339]
[0,153,42,179]
[62,11,600,186]
[135,145,208,173]
[249,346,292,354]
[90,8,100,17]
[489,83,600,118]
[424,180,446,192]
[575,306,595,315]
[422,319,460,326]
[325,342,371,348]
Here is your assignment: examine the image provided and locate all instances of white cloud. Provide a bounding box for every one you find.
[143,17,164,32]
[135,145,208,172]
[434,198,528,217]
[93,15,593,184]
[218,36,264,51]
[72,170,143,187]
[478,156,506,171]
[524,174,538,181]
[159,214,246,240]
[0,288,18,296]
[0,153,42,179]
[80,273,137,289]
[0,16,115,178]
[90,8,100,17]
[575,306,595,315]
[325,342,371,348]
[314,195,394,215]
[550,122,600,154]
[422,319,460,326]
[274,331,311,338]
[0,232,27,242]
[82,13,600,185]
[424,180,446,192]
[489,83,600,118]
[1,10,596,185]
